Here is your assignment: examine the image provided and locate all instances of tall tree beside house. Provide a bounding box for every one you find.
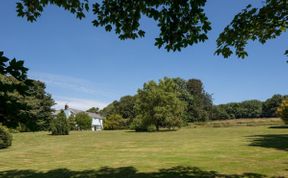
[0,52,54,131]
[75,112,92,130]
[50,111,69,135]
[15,0,288,59]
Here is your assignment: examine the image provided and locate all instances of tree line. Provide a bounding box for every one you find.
[101,77,288,131]
[0,51,287,133]
[212,95,287,120]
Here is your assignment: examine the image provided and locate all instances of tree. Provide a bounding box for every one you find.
[103,114,126,130]
[186,79,213,122]
[67,115,77,131]
[117,95,137,120]
[240,100,263,118]
[50,111,69,135]
[0,52,54,131]
[211,106,230,120]
[75,112,92,130]
[86,107,100,114]
[135,78,186,131]
[15,0,287,59]
[262,94,287,117]
[277,99,288,124]
[20,80,55,131]
[100,95,137,128]
[100,101,119,117]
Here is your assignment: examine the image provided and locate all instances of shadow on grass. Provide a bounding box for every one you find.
[0,166,270,178]
[248,134,288,151]
[269,125,288,129]
[125,129,178,133]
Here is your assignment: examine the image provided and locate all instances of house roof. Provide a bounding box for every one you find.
[68,108,104,119]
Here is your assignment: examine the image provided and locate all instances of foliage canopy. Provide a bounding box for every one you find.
[277,99,288,124]
[0,52,54,131]
[15,0,288,59]
[75,112,92,130]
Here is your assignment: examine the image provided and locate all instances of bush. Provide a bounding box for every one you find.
[0,125,12,149]
[130,116,147,132]
[104,114,127,130]
[146,125,156,132]
[75,112,92,130]
[277,99,288,124]
[68,116,77,131]
[50,111,69,135]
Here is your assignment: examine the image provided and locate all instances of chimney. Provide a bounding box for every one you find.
[64,104,69,110]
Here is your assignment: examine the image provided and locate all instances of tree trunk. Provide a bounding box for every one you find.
[156,124,159,131]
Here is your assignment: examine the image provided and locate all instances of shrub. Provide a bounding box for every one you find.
[277,99,288,124]
[50,111,69,135]
[68,116,77,131]
[130,116,147,132]
[75,112,92,130]
[146,125,157,132]
[0,125,12,149]
[104,114,127,130]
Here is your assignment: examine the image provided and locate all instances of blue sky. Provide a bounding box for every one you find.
[0,1,287,110]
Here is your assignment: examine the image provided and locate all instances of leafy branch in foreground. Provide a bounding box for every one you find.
[15,0,288,59]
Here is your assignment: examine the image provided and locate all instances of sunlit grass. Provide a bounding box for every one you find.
[0,123,287,177]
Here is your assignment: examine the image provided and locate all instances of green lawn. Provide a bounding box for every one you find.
[0,125,287,178]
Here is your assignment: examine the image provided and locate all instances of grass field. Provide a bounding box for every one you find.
[0,122,287,177]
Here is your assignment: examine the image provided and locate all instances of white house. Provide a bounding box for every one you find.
[62,105,104,131]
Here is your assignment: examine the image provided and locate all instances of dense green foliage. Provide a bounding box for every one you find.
[0,124,12,149]
[277,99,288,124]
[67,116,77,131]
[101,76,286,131]
[101,77,213,131]
[215,0,288,58]
[50,111,69,135]
[75,112,92,130]
[212,95,288,120]
[15,0,287,58]
[135,78,187,131]
[262,95,287,118]
[101,95,136,128]
[185,79,212,122]
[0,52,54,131]
[103,114,126,130]
[221,100,263,119]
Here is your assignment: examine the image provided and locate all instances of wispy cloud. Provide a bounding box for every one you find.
[29,72,117,100]
[54,97,109,110]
